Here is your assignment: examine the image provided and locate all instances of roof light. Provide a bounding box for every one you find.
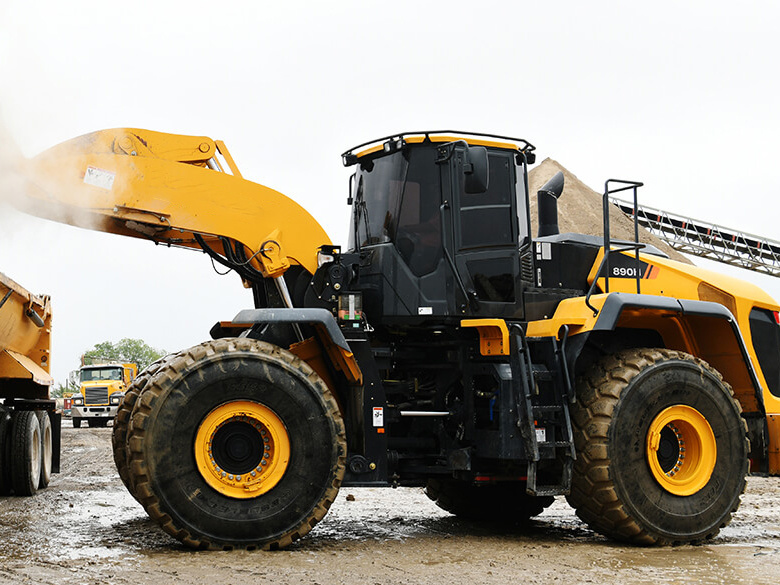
[382,137,406,154]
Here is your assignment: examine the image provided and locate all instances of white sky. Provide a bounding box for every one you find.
[1,1,779,385]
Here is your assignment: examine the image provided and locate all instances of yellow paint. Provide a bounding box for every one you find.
[646,405,717,496]
[523,245,780,440]
[77,362,137,405]
[585,248,780,417]
[314,326,362,385]
[214,140,243,178]
[526,295,605,339]
[19,128,331,278]
[0,350,52,386]
[461,319,510,356]
[194,400,290,499]
[587,247,777,311]
[0,272,52,397]
[289,336,337,391]
[354,133,527,160]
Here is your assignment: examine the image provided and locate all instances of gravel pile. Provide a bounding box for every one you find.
[528,158,691,264]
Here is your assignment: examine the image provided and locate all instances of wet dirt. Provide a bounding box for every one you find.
[0,427,778,585]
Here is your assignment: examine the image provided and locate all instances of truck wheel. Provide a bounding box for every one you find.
[425,479,554,521]
[567,348,748,544]
[11,411,41,496]
[125,338,346,550]
[72,418,82,428]
[112,355,172,500]
[35,411,53,489]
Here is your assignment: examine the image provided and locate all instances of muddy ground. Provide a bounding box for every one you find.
[0,427,778,585]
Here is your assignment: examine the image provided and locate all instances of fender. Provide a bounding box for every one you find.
[594,293,764,410]
[528,292,765,415]
[232,308,350,351]
[229,308,362,385]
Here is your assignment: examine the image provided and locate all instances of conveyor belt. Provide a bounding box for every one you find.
[611,198,780,277]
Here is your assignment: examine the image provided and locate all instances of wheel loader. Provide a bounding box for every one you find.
[13,128,780,549]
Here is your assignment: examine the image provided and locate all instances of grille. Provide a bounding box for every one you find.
[85,387,109,405]
[521,249,535,283]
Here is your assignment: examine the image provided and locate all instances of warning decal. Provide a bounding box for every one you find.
[84,166,116,190]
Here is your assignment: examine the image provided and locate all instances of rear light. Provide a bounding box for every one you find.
[773,311,780,325]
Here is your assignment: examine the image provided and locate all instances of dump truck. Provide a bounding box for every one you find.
[0,272,60,495]
[71,362,137,428]
[14,128,780,549]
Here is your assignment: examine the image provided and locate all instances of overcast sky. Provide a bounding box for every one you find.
[1,1,779,385]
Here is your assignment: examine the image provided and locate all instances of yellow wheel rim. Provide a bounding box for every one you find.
[646,405,717,496]
[194,400,290,499]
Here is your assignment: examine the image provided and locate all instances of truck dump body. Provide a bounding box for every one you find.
[0,272,53,395]
[0,271,59,494]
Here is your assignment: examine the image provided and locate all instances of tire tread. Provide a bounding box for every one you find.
[123,338,346,550]
[566,348,748,545]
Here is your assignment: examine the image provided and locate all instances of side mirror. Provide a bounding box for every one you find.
[464,146,489,194]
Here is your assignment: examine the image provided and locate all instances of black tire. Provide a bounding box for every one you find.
[0,412,13,495]
[125,338,346,550]
[112,355,173,501]
[72,418,82,429]
[425,479,554,522]
[567,348,748,545]
[11,411,41,496]
[35,411,53,489]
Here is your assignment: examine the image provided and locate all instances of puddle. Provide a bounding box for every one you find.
[1,428,778,584]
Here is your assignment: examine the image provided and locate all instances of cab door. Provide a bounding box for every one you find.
[451,148,524,319]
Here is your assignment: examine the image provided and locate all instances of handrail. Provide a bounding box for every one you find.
[584,179,644,316]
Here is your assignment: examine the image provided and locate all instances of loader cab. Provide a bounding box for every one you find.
[342,132,536,326]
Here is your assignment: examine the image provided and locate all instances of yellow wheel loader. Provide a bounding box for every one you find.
[0,272,60,495]
[14,128,780,549]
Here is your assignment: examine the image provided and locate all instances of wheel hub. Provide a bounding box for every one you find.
[195,400,290,499]
[646,405,717,496]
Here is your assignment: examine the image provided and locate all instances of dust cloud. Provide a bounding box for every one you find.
[0,120,27,209]
[0,120,40,254]
[0,122,114,236]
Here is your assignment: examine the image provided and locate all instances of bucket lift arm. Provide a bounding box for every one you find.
[16,128,331,281]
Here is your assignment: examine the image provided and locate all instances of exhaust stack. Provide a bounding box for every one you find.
[537,171,565,237]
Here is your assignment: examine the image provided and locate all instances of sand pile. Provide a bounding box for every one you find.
[528,158,691,264]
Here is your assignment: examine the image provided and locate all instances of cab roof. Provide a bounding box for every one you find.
[342,130,536,167]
